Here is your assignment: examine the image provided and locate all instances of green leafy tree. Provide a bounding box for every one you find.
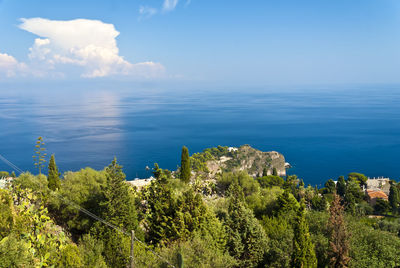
[47,154,61,191]
[153,163,162,179]
[49,168,107,236]
[33,136,47,176]
[310,195,326,211]
[328,194,350,268]
[218,171,260,197]
[344,178,364,214]
[291,200,317,268]
[347,172,368,189]
[374,199,391,215]
[325,179,336,194]
[389,183,400,214]
[180,146,191,183]
[336,176,346,197]
[257,175,284,188]
[225,183,269,267]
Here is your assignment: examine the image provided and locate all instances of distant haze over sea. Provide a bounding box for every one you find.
[1,83,399,186]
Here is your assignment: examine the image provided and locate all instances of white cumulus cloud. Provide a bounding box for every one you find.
[0,52,27,77]
[0,18,165,79]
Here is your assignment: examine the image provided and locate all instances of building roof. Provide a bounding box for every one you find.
[367,190,388,200]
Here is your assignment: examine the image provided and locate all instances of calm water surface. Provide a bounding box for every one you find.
[1,84,400,186]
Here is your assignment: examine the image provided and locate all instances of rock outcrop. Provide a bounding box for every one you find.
[191,145,286,178]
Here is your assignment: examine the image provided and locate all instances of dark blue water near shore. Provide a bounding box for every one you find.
[1,84,400,186]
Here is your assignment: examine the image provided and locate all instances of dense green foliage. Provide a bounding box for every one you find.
[1,145,400,267]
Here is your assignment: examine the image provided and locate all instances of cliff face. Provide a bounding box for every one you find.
[192,145,286,178]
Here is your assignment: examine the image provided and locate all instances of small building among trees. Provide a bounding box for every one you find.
[366,189,388,206]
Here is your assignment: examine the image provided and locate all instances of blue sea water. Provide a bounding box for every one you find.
[1,83,400,186]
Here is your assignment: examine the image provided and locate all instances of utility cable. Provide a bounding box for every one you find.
[0,152,175,268]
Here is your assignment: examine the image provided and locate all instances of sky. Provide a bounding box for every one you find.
[0,0,400,85]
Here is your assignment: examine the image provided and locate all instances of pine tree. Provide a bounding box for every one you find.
[273,167,278,176]
[47,154,61,191]
[180,146,191,183]
[291,200,317,268]
[225,183,269,267]
[389,183,400,214]
[276,189,299,215]
[92,158,138,267]
[336,176,346,197]
[327,194,350,268]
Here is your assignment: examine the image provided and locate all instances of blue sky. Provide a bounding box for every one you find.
[0,0,399,85]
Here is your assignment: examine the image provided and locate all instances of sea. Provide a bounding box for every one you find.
[1,82,400,186]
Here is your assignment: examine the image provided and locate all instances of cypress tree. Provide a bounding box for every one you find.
[272,167,278,176]
[47,154,61,191]
[262,167,269,177]
[180,146,191,183]
[389,183,400,214]
[291,200,317,268]
[336,176,346,197]
[328,194,350,268]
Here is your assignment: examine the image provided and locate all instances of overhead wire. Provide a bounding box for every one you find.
[0,152,175,268]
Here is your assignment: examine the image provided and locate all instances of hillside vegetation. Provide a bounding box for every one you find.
[1,145,400,267]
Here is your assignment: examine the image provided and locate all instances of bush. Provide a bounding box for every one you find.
[257,175,284,188]
[348,216,400,267]
[217,171,260,196]
[57,244,83,268]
